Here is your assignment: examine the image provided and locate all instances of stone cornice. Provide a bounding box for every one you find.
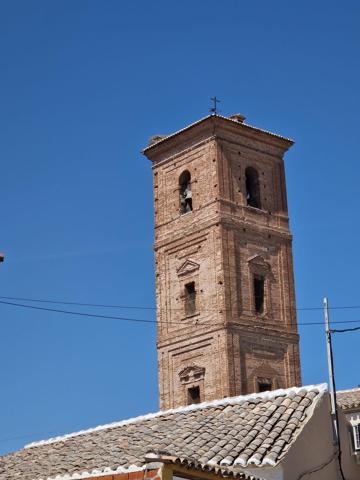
[143,115,293,163]
[154,212,292,251]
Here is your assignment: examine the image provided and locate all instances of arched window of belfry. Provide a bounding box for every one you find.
[245,167,261,209]
[179,170,192,214]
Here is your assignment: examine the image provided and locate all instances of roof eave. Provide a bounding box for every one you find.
[145,453,259,480]
[142,114,294,158]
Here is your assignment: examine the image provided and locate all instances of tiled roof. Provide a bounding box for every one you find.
[0,384,326,480]
[337,388,360,410]
[142,114,293,154]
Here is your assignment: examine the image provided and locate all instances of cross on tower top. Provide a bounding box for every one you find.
[209,96,221,115]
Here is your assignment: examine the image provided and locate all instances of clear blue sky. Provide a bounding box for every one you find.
[1,0,359,455]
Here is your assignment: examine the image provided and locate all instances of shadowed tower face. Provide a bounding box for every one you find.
[143,114,301,410]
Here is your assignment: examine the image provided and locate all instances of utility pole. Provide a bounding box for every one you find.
[324,297,339,442]
[324,297,346,480]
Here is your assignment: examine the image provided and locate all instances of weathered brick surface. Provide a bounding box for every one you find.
[144,115,301,410]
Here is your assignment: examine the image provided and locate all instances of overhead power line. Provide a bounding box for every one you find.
[0,300,157,325]
[1,295,360,313]
[331,325,360,333]
[1,299,360,329]
[0,295,155,310]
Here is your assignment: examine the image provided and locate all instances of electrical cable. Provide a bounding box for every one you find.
[296,452,337,480]
[2,299,360,328]
[2,295,360,312]
[0,295,156,310]
[331,325,360,333]
[0,299,159,325]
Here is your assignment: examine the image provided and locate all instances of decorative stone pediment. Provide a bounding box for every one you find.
[251,363,280,378]
[247,254,272,274]
[177,259,200,277]
[179,364,205,384]
[250,364,282,390]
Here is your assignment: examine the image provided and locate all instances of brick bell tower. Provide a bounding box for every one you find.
[143,113,301,410]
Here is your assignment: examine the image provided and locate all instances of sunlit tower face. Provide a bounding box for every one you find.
[143,113,301,409]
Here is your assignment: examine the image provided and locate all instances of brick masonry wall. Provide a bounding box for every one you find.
[144,116,301,409]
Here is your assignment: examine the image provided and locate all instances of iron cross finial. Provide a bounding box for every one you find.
[210,96,221,115]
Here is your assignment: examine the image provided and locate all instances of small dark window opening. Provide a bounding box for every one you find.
[353,424,360,451]
[184,282,196,316]
[179,170,193,214]
[188,386,201,404]
[254,275,264,314]
[258,381,272,393]
[245,167,261,209]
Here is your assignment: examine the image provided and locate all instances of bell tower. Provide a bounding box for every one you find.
[143,114,301,410]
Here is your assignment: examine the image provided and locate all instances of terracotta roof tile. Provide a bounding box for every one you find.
[337,388,360,410]
[0,384,326,480]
